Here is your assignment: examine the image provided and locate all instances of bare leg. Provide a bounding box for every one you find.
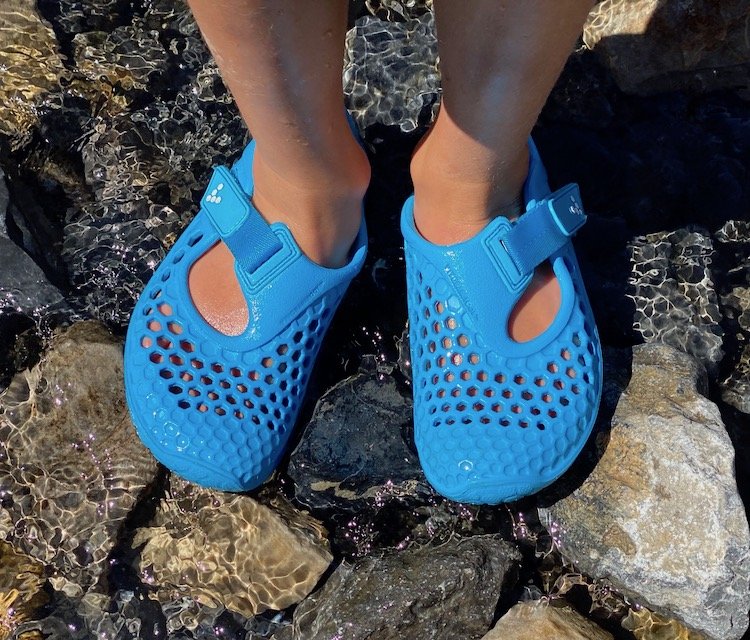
[410,0,593,342]
[186,0,369,335]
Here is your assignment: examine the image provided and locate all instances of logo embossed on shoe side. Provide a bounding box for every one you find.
[206,182,224,204]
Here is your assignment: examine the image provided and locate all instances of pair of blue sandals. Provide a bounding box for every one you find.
[124,131,603,504]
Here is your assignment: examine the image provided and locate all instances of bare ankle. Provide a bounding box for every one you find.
[409,124,528,245]
[251,143,370,267]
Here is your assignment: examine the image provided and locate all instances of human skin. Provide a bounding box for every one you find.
[185,0,593,341]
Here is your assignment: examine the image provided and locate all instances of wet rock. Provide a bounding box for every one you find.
[0,169,8,234]
[721,342,750,414]
[71,18,168,105]
[628,228,723,375]
[63,63,245,326]
[715,221,750,414]
[288,372,427,510]
[344,13,439,133]
[0,0,66,148]
[539,343,750,640]
[0,541,47,639]
[583,0,750,94]
[0,322,159,591]
[482,601,613,640]
[0,173,73,327]
[285,535,521,640]
[0,227,70,346]
[622,607,706,640]
[132,476,332,618]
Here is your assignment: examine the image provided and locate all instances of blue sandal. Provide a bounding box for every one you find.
[401,140,602,504]
[124,141,367,492]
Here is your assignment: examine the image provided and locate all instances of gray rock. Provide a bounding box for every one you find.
[628,228,723,375]
[583,0,750,95]
[539,343,750,640]
[482,601,613,640]
[0,171,73,326]
[0,322,159,592]
[132,476,333,618]
[0,234,73,325]
[285,535,521,640]
[288,372,429,511]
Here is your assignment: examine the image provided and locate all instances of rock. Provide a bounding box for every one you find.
[286,535,521,640]
[344,13,439,133]
[288,372,428,510]
[132,476,332,618]
[0,169,8,235]
[539,343,750,640]
[0,0,66,148]
[0,541,47,639]
[628,228,723,375]
[63,62,245,327]
[0,234,73,327]
[622,607,706,640]
[0,322,159,591]
[72,19,168,95]
[583,0,750,94]
[482,601,613,640]
[721,343,750,414]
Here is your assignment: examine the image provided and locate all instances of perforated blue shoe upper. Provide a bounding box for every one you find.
[124,142,367,491]
[401,140,603,504]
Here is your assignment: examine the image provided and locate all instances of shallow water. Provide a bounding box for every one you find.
[1,1,749,639]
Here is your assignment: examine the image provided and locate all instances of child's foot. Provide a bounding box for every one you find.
[188,142,369,336]
[411,137,561,344]
[125,140,370,492]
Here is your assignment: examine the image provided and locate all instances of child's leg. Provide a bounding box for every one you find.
[410,0,593,342]
[186,0,370,335]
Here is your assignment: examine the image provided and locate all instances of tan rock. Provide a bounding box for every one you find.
[583,0,750,94]
[622,608,707,640]
[0,541,47,640]
[133,477,332,618]
[0,322,159,590]
[0,0,66,146]
[483,602,613,640]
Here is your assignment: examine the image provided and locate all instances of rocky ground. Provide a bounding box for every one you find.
[1,1,749,639]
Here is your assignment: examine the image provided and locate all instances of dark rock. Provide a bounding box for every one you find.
[285,535,521,640]
[288,372,428,511]
[0,234,72,327]
[539,344,750,640]
[628,228,724,375]
[583,0,750,95]
[345,12,439,133]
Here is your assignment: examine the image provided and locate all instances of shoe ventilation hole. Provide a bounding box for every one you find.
[138,297,331,429]
[411,275,597,430]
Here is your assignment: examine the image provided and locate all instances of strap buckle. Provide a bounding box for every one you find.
[547,183,586,237]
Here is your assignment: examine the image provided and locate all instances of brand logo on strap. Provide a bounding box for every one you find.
[206,183,224,204]
[568,196,583,217]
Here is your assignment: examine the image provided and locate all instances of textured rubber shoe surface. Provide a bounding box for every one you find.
[124,142,367,491]
[402,141,603,504]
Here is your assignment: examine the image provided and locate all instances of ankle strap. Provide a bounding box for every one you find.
[499,183,586,279]
[201,165,284,273]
